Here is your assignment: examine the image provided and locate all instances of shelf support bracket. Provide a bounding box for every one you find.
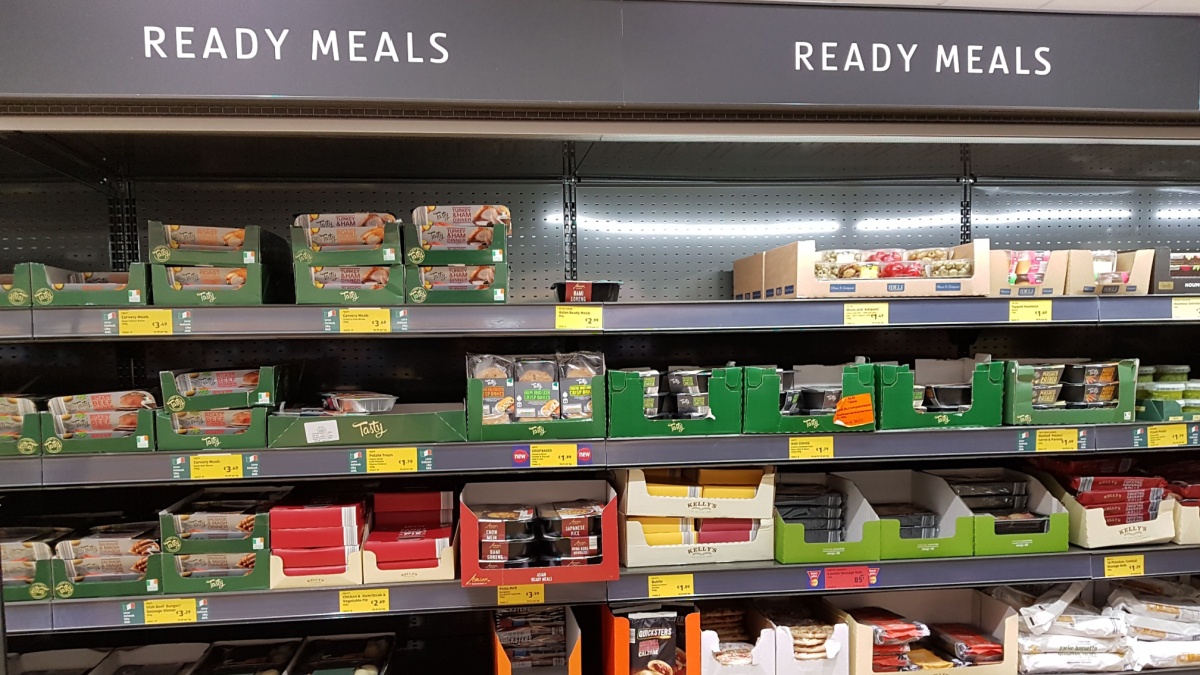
[960,144,974,245]
[562,141,579,281]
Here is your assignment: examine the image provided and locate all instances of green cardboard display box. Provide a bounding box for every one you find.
[291,220,401,266]
[743,363,876,434]
[151,263,284,306]
[774,473,881,564]
[51,555,164,599]
[466,375,606,442]
[1136,398,1200,423]
[159,487,281,554]
[404,264,508,304]
[40,409,155,455]
[926,468,1069,556]
[0,411,42,456]
[401,222,508,266]
[161,552,269,593]
[837,470,975,560]
[608,368,744,438]
[876,358,1004,430]
[148,222,286,267]
[29,263,148,307]
[2,263,32,307]
[3,559,53,602]
[1005,359,1136,426]
[155,408,268,452]
[160,366,280,413]
[293,261,405,306]
[268,404,468,447]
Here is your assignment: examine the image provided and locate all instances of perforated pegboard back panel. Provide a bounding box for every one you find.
[0,181,110,270]
[576,185,963,300]
[972,144,1200,182]
[973,185,1200,250]
[136,182,564,302]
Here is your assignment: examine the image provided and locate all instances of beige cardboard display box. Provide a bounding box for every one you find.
[362,530,457,584]
[735,252,765,300]
[989,250,1070,298]
[763,239,990,299]
[827,589,1018,675]
[8,650,111,675]
[90,644,211,675]
[1064,249,1154,296]
[1172,499,1200,545]
[269,551,363,589]
[617,467,776,519]
[621,514,773,567]
[701,605,777,675]
[1030,469,1176,548]
[772,616,848,675]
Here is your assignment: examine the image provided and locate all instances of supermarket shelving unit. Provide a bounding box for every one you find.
[7,3,1200,669]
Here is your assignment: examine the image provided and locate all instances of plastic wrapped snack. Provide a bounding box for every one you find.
[166,266,247,290]
[162,224,247,251]
[467,354,515,425]
[49,390,156,415]
[293,213,396,229]
[558,351,604,420]
[310,266,390,290]
[929,624,1003,663]
[175,369,261,395]
[415,264,497,290]
[514,358,560,421]
[775,484,845,507]
[413,205,511,228]
[1017,633,1129,655]
[303,225,387,251]
[848,607,930,645]
[1019,652,1134,674]
[1107,588,1200,623]
[873,503,938,527]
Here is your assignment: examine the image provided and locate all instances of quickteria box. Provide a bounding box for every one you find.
[28,263,148,307]
[608,367,744,438]
[743,363,876,434]
[40,409,155,455]
[2,263,32,307]
[291,219,402,266]
[148,222,287,267]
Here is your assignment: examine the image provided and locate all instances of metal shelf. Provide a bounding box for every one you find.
[17,545,1200,633]
[38,442,605,487]
[14,297,1200,340]
[41,580,607,632]
[7,423,1195,488]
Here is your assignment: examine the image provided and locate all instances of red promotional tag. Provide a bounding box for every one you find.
[824,565,872,589]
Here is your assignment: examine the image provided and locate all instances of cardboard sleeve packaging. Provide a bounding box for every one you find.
[269,549,363,589]
[1029,469,1177,548]
[834,470,975,560]
[460,480,619,587]
[621,514,774,567]
[270,501,365,530]
[1151,246,1200,295]
[617,468,776,519]
[270,525,363,549]
[1064,249,1154,296]
[87,644,209,675]
[924,469,1070,556]
[773,473,881,565]
[989,250,1069,297]
[762,240,991,299]
[601,605,701,675]
[361,530,457,585]
[495,606,582,675]
[826,588,1018,675]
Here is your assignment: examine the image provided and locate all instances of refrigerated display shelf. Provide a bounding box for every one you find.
[8,545,1198,633]
[14,296,1200,340]
[6,423,1195,488]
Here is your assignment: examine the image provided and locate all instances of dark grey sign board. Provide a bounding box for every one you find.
[0,0,1196,112]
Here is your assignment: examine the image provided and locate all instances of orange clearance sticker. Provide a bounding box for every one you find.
[833,393,874,428]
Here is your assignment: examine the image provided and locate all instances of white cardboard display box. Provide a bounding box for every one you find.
[620,514,773,567]
[1030,469,1176,548]
[617,467,776,519]
[700,604,777,675]
[90,644,211,675]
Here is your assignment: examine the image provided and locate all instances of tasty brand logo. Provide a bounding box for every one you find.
[207,578,227,589]
[340,290,360,302]
[529,425,546,436]
[197,291,216,303]
[804,418,820,428]
[7,288,27,305]
[55,581,75,598]
[29,582,50,600]
[295,250,313,263]
[203,436,221,447]
[668,421,685,433]
[33,288,54,305]
[16,438,36,454]
[409,287,428,303]
[44,437,63,454]
[407,247,425,263]
[167,396,186,412]
[152,245,172,263]
[352,420,386,438]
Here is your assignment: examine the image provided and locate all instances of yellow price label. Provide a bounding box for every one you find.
[555,305,603,330]
[339,588,390,613]
[339,308,391,333]
[497,584,545,606]
[1172,297,1200,320]
[530,444,577,468]
[1148,424,1189,448]
[843,302,889,326]
[1009,300,1052,322]
[365,447,418,473]
[190,454,243,480]
[648,574,695,598]
[119,309,174,336]
[1035,429,1078,452]
[1104,554,1145,578]
[143,598,198,625]
[789,436,834,460]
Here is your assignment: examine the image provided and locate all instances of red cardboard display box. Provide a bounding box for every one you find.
[460,480,619,587]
